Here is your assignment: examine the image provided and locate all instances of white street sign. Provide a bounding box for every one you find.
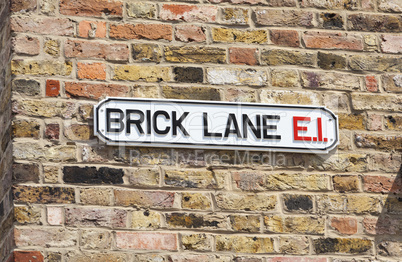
[94,98,339,153]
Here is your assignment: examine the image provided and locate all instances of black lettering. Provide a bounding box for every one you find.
[242,114,261,139]
[126,110,144,134]
[106,108,124,132]
[146,110,151,135]
[203,112,222,138]
[224,113,241,138]
[153,110,170,135]
[172,111,189,136]
[262,115,281,140]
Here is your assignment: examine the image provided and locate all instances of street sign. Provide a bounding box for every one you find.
[94,98,339,153]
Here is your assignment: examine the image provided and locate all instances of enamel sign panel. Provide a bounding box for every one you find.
[94,98,339,153]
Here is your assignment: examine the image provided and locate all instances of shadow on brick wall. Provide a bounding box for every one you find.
[375,161,402,259]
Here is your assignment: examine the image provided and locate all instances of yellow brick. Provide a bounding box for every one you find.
[113,65,170,82]
[11,60,72,76]
[212,28,267,44]
[216,235,274,253]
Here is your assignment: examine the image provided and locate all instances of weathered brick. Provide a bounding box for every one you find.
[132,43,162,63]
[46,79,60,97]
[346,195,379,214]
[81,230,111,249]
[221,7,248,25]
[47,206,63,225]
[162,85,221,101]
[229,47,258,66]
[45,123,59,140]
[65,39,129,61]
[40,0,57,15]
[175,25,206,42]
[164,169,219,189]
[270,69,298,87]
[303,32,363,51]
[350,54,402,72]
[127,2,156,18]
[77,62,106,80]
[12,163,39,183]
[255,9,313,27]
[313,238,372,254]
[12,119,40,138]
[110,23,172,41]
[44,38,60,57]
[212,28,267,44]
[365,76,378,92]
[302,71,360,91]
[330,217,357,235]
[332,175,360,192]
[317,195,346,213]
[65,207,126,227]
[78,103,94,121]
[270,30,299,47]
[181,233,212,251]
[114,189,175,208]
[13,251,44,262]
[207,68,267,87]
[381,35,402,54]
[14,206,41,224]
[12,35,39,55]
[301,0,358,9]
[369,153,401,173]
[126,168,159,187]
[166,213,229,230]
[116,232,177,250]
[230,214,260,232]
[266,173,328,191]
[364,175,401,193]
[182,192,211,210]
[355,133,402,151]
[174,67,203,83]
[80,188,111,205]
[377,240,402,258]
[60,0,123,17]
[260,90,321,105]
[114,65,170,82]
[378,0,402,12]
[317,52,347,70]
[339,114,365,129]
[383,74,402,93]
[283,194,313,212]
[165,46,226,64]
[66,253,127,262]
[170,254,232,261]
[160,4,217,22]
[66,82,129,100]
[46,251,62,262]
[216,235,274,253]
[261,49,315,67]
[133,254,168,262]
[12,79,40,96]
[13,142,76,161]
[266,0,296,6]
[11,60,72,76]
[363,216,400,235]
[319,12,344,29]
[215,192,276,211]
[14,227,78,247]
[279,236,310,254]
[351,93,402,111]
[225,88,257,103]
[63,166,124,184]
[367,114,382,131]
[13,186,75,204]
[11,17,74,36]
[348,14,401,32]
[11,0,37,12]
[78,21,106,38]
[363,34,378,51]
[131,210,161,229]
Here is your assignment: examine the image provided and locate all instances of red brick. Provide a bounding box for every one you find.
[64,39,129,61]
[46,80,60,97]
[381,35,402,54]
[60,0,123,17]
[12,36,40,55]
[365,76,378,92]
[45,124,60,140]
[65,82,129,100]
[270,30,299,47]
[78,21,107,38]
[229,47,258,65]
[13,251,44,262]
[77,62,106,80]
[303,32,363,51]
[364,175,401,193]
[116,232,177,250]
[109,23,172,41]
[160,4,217,22]
[363,216,400,235]
[11,17,74,36]
[175,25,206,42]
[330,217,358,235]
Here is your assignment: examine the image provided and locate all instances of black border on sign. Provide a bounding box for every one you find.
[94,97,339,153]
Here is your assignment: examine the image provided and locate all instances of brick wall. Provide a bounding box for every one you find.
[9,0,402,261]
[0,0,13,260]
